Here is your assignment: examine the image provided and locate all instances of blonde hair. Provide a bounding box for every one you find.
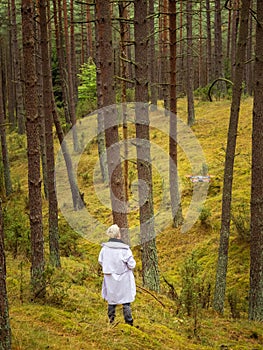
[106,224,120,238]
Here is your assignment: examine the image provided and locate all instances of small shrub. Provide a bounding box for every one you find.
[3,204,31,258]
[199,206,211,227]
[45,265,71,306]
[179,253,203,336]
[227,289,241,319]
[231,202,250,242]
[194,85,210,101]
[59,222,82,258]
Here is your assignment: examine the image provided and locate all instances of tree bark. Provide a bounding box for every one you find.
[95,0,128,242]
[134,0,160,292]
[39,0,61,268]
[0,201,12,350]
[53,0,70,123]
[214,0,224,79]
[11,0,25,134]
[206,0,212,83]
[169,0,183,227]
[22,0,45,299]
[213,0,251,314]
[62,0,78,152]
[6,1,15,129]
[118,2,129,202]
[0,53,12,197]
[186,0,195,126]
[249,0,263,322]
[149,0,158,109]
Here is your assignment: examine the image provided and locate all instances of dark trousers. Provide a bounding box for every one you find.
[108,303,133,325]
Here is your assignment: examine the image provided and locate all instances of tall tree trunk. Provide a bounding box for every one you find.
[70,0,78,105]
[149,0,158,109]
[198,0,205,87]
[206,0,212,83]
[86,3,93,59]
[36,0,48,200]
[39,0,61,268]
[94,3,108,184]
[169,0,183,227]
[118,2,129,201]
[249,0,263,322]
[22,0,45,299]
[95,0,128,242]
[53,0,70,124]
[213,0,251,314]
[11,0,25,134]
[230,0,240,80]
[6,1,15,129]
[246,0,254,96]
[0,52,12,197]
[62,0,78,151]
[134,0,160,292]
[186,0,195,126]
[0,200,12,350]
[160,0,169,109]
[214,0,224,90]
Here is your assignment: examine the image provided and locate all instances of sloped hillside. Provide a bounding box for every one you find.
[6,97,263,349]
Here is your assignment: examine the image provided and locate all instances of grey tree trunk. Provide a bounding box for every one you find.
[249,0,263,322]
[213,0,251,314]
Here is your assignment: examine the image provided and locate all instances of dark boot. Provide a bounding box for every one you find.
[108,304,116,323]
[123,303,133,326]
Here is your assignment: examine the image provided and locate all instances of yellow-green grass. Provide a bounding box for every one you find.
[6,97,263,349]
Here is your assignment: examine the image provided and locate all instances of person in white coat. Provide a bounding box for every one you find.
[98,224,136,325]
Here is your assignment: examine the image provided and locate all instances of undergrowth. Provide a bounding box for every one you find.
[5,97,263,350]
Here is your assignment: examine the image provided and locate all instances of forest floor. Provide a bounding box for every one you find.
[5,97,263,349]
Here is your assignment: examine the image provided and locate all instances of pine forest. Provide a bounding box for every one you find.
[0,0,263,349]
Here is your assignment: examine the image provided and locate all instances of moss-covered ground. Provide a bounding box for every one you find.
[5,97,263,349]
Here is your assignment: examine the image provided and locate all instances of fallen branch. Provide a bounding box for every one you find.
[137,285,166,308]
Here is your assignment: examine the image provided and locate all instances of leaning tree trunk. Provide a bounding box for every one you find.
[134,0,160,292]
[22,0,45,299]
[213,0,251,314]
[249,0,263,322]
[0,200,12,350]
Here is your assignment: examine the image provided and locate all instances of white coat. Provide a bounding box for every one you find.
[98,239,136,305]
